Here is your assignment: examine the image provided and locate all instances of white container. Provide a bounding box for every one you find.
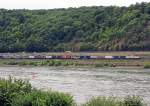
[126,56,140,59]
[72,56,80,59]
[90,56,98,59]
[45,56,52,59]
[29,56,35,59]
[105,56,113,59]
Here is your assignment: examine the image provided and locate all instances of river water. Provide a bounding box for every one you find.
[0,66,150,105]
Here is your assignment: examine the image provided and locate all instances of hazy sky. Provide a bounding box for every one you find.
[0,0,150,9]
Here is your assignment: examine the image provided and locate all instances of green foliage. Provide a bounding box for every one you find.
[124,96,146,106]
[0,78,147,106]
[82,96,146,106]
[11,90,75,106]
[4,60,76,66]
[82,97,122,106]
[45,91,75,106]
[0,77,32,106]
[144,62,150,68]
[0,2,150,52]
[0,78,75,106]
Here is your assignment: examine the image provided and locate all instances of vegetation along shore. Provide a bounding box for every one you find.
[0,51,149,68]
[0,77,147,106]
[0,59,149,68]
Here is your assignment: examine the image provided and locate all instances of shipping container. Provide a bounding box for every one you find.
[97,56,105,59]
[35,55,45,59]
[45,56,52,59]
[119,56,126,59]
[51,55,58,59]
[79,56,91,59]
[113,56,120,59]
[125,56,140,59]
[105,56,113,59]
[61,55,72,59]
[72,56,80,59]
[29,56,35,59]
[90,56,99,59]
[0,56,3,59]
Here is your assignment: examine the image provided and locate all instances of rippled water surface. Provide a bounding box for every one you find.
[0,66,150,105]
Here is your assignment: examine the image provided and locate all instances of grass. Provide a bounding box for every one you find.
[0,77,148,106]
[0,76,32,106]
[144,62,150,69]
[0,59,148,68]
[82,96,146,106]
[11,90,75,106]
[82,97,122,106]
[0,77,75,106]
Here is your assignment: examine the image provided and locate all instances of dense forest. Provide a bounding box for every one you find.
[0,2,150,52]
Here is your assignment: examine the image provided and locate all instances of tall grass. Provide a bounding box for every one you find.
[0,77,147,106]
[82,97,122,106]
[4,60,76,66]
[144,62,150,69]
[124,96,145,106]
[11,90,75,106]
[0,77,75,106]
[0,76,32,106]
[82,96,146,106]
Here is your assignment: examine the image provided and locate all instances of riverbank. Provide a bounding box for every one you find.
[0,77,147,106]
[0,59,150,68]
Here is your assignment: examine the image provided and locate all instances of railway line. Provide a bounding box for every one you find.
[0,53,141,60]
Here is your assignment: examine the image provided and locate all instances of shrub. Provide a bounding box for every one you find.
[0,77,147,106]
[82,97,122,106]
[4,61,18,65]
[0,77,75,106]
[53,60,62,66]
[11,90,47,106]
[95,64,104,67]
[11,90,75,106]
[45,91,75,106]
[0,77,32,106]
[18,61,28,66]
[82,96,146,106]
[124,96,146,106]
[144,63,150,69]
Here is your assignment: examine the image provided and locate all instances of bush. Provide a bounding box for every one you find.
[45,91,75,106]
[82,97,122,106]
[0,77,75,106]
[11,90,75,106]
[4,61,18,65]
[11,90,47,106]
[95,64,104,67]
[82,96,146,106]
[144,63,150,69]
[124,96,146,106]
[0,77,32,106]
[0,77,147,106]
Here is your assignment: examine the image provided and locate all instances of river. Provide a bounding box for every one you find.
[0,66,150,105]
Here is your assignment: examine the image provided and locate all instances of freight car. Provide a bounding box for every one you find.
[125,56,140,59]
[0,53,141,60]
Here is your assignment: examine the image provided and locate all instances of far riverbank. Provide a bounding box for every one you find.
[0,59,149,68]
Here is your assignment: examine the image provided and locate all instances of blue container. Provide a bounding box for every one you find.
[120,56,126,59]
[79,56,91,59]
[86,56,91,59]
[52,56,57,59]
[79,56,84,59]
[113,56,120,59]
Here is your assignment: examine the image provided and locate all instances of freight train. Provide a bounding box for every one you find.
[0,53,141,60]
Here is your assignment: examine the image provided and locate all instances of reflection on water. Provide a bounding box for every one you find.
[0,66,150,105]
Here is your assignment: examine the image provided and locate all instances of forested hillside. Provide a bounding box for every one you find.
[0,2,150,52]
